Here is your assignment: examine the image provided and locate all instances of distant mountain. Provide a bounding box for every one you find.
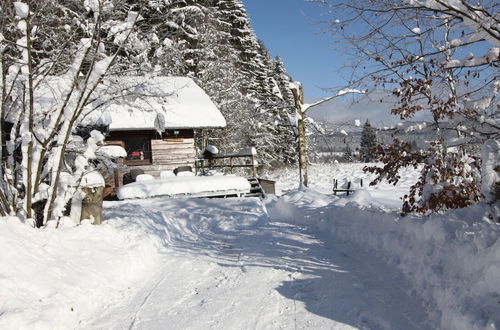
[310,120,459,157]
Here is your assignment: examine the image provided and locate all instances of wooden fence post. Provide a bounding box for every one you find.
[81,187,104,225]
[251,154,257,177]
[80,172,105,225]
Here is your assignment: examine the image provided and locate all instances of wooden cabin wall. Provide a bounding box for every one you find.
[151,137,196,170]
[105,129,198,178]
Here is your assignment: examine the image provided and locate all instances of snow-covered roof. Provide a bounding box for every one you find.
[85,76,226,131]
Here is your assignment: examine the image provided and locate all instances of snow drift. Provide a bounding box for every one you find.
[0,212,169,329]
[269,188,500,330]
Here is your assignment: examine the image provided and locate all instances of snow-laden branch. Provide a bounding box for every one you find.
[444,47,499,68]
[403,0,500,46]
[302,88,366,112]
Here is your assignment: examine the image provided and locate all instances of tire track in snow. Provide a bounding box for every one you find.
[127,274,168,330]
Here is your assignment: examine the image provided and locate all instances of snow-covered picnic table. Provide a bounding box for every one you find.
[117,175,251,200]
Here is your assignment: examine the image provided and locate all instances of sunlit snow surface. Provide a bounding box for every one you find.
[117,175,251,199]
[1,163,499,329]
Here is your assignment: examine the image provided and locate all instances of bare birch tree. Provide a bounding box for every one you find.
[307,0,499,219]
[0,0,139,226]
[290,81,364,187]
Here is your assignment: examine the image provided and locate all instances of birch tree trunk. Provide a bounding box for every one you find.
[291,82,308,187]
[24,2,35,221]
[297,113,308,187]
[289,82,364,188]
[0,59,8,216]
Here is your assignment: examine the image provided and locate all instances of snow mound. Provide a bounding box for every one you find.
[117,175,251,200]
[0,215,167,329]
[135,174,155,182]
[270,188,500,329]
[279,187,334,208]
[80,171,105,188]
[160,170,175,178]
[96,145,127,159]
[344,189,380,207]
[176,171,195,177]
[204,145,219,155]
[104,197,268,255]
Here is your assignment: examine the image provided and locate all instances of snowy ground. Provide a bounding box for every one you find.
[1,163,499,329]
[268,162,418,209]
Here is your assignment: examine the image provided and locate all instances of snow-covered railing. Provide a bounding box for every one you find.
[197,147,258,177]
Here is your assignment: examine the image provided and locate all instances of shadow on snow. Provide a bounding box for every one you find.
[104,197,431,330]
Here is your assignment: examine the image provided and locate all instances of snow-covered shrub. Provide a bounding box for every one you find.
[366,139,482,216]
[309,0,499,218]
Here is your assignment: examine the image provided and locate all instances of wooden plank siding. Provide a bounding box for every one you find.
[151,138,196,170]
[103,130,198,192]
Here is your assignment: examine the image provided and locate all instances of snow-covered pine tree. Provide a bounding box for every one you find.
[199,0,297,168]
[271,56,297,165]
[100,0,198,75]
[220,0,268,98]
[343,145,353,163]
[101,0,169,74]
[359,119,377,162]
[251,41,292,166]
[165,0,211,76]
[273,56,295,104]
[193,0,255,155]
[218,0,269,157]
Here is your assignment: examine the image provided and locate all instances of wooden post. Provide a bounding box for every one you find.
[80,187,104,225]
[251,154,257,177]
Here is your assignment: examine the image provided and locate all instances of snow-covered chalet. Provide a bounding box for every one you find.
[86,76,226,180]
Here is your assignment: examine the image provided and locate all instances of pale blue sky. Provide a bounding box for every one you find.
[241,0,411,126]
[242,0,345,101]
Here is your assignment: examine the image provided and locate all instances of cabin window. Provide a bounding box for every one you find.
[123,134,151,165]
[107,131,152,165]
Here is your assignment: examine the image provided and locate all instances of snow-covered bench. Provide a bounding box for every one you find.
[333,178,365,196]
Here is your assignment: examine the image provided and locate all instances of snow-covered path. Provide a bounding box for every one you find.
[86,197,431,329]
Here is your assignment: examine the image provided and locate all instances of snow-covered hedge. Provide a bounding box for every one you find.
[269,188,500,330]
